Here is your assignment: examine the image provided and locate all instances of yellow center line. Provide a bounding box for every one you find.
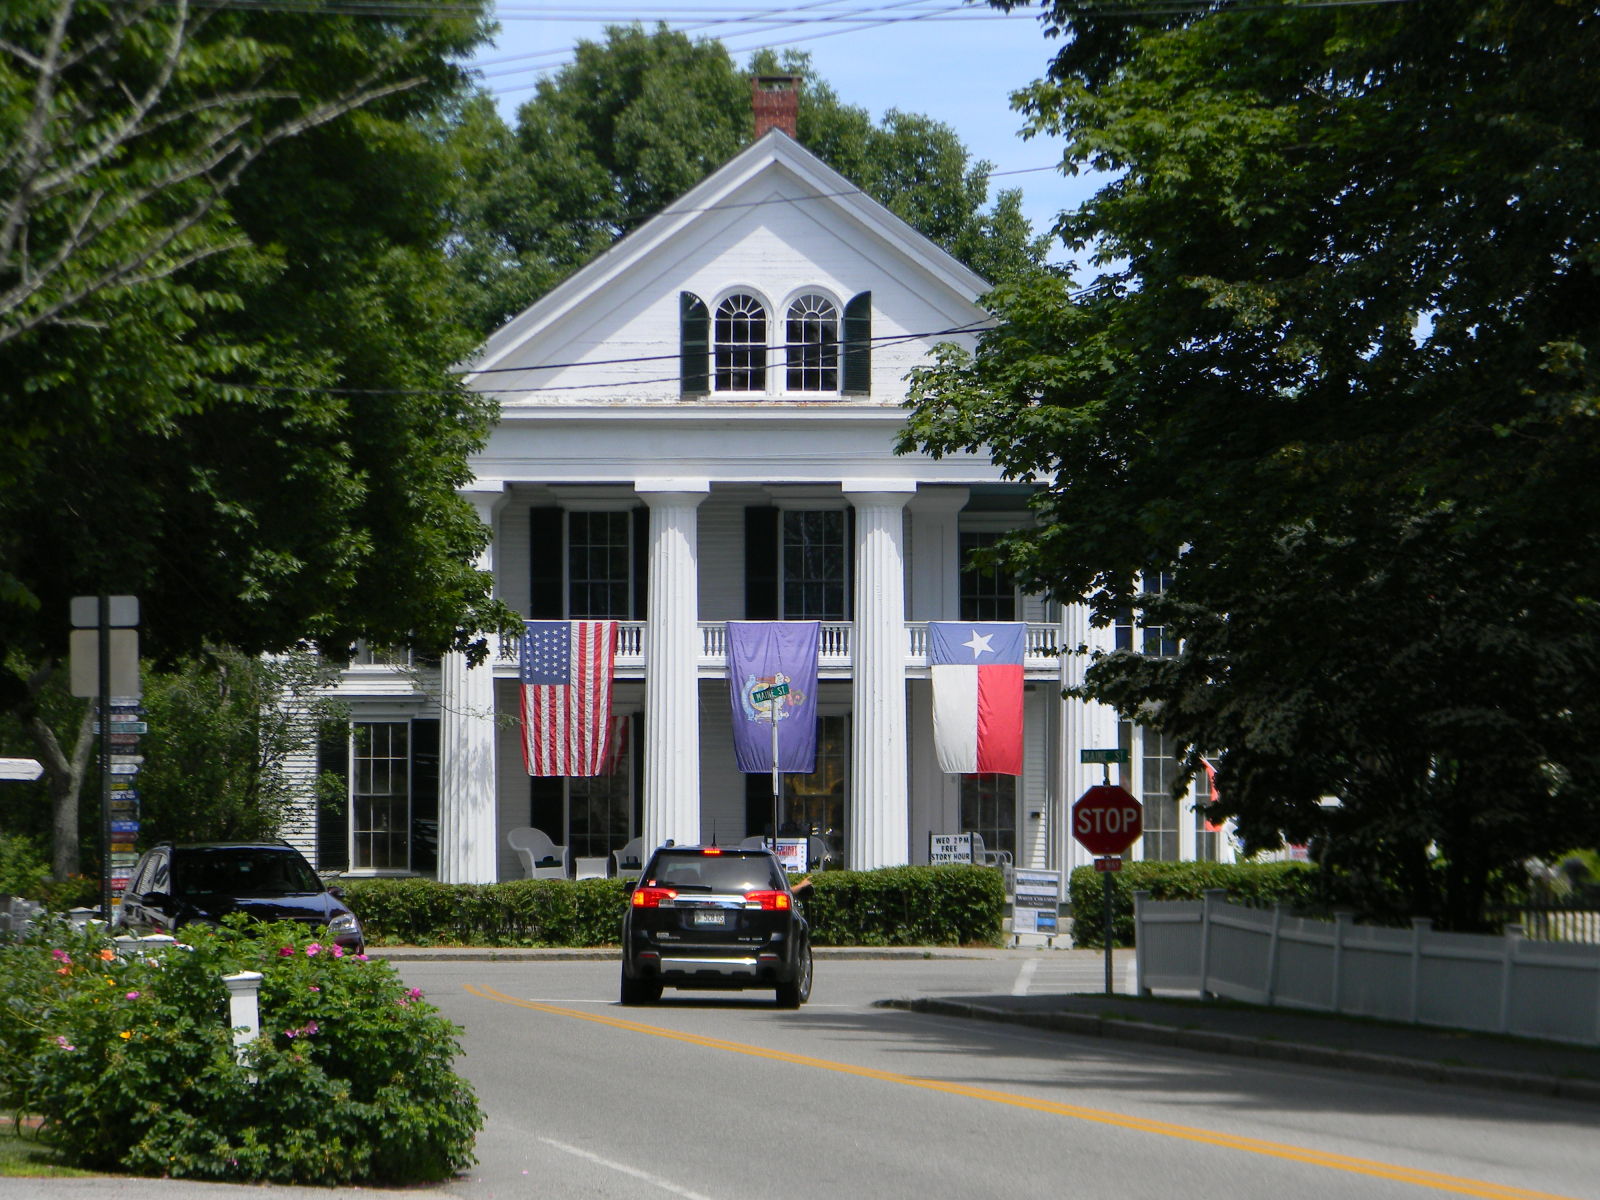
[464,984,1580,1200]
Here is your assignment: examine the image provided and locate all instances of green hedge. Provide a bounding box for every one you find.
[342,865,1006,948]
[1068,860,1318,949]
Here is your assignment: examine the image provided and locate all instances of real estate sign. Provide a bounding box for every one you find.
[1012,868,1061,936]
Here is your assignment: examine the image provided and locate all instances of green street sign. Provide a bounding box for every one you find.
[751,682,790,704]
[1080,748,1129,765]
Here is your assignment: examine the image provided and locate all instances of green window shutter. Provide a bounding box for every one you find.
[631,504,649,620]
[528,507,564,618]
[745,506,779,619]
[681,292,709,397]
[842,291,871,396]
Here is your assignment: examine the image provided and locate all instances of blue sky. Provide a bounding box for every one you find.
[467,2,1101,265]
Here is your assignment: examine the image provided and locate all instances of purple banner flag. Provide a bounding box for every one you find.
[727,621,820,774]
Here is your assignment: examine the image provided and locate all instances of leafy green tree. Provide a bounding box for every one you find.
[0,0,516,876]
[904,0,1600,930]
[136,648,347,846]
[445,24,1051,334]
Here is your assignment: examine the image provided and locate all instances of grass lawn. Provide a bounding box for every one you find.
[0,1118,95,1178]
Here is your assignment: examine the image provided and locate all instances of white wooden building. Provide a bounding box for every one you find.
[297,91,1234,883]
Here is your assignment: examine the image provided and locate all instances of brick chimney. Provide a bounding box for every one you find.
[751,75,801,140]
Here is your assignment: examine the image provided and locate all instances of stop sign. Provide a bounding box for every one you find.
[1072,784,1143,856]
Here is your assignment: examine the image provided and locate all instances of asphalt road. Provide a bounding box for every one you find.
[4,954,1597,1200]
[414,956,1598,1200]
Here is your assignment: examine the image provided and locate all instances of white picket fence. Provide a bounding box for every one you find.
[1134,889,1600,1046]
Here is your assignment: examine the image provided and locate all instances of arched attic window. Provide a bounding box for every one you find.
[785,293,839,392]
[714,293,768,391]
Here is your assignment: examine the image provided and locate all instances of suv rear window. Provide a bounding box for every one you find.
[644,852,785,893]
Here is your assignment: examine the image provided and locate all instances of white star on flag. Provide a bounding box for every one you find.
[962,629,995,658]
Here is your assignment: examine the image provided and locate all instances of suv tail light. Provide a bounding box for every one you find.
[744,890,791,911]
[632,887,678,908]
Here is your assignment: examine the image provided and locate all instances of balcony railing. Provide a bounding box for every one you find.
[494,622,1062,675]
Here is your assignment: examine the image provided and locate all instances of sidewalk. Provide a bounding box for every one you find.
[373,944,1600,1103]
[878,983,1600,1105]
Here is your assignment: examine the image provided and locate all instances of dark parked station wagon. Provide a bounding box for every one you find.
[115,841,365,952]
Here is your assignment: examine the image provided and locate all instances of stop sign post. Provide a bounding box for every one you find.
[1072,784,1142,993]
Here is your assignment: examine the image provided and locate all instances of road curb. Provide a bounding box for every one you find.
[882,997,1600,1105]
[369,946,1001,962]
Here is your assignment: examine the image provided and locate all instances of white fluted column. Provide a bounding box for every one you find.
[1058,600,1121,875]
[438,484,506,883]
[906,487,969,859]
[844,483,914,869]
[639,481,708,852]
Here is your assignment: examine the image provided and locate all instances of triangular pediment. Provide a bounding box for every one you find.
[465,130,991,393]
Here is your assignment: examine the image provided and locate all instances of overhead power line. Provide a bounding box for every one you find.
[459,319,997,378]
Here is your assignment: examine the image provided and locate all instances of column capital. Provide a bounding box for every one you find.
[906,485,969,516]
[636,479,710,504]
[459,480,509,523]
[841,480,916,508]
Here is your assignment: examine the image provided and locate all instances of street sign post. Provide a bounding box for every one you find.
[1072,783,1143,994]
[750,682,791,853]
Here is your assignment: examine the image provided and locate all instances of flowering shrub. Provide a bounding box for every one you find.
[0,918,480,1184]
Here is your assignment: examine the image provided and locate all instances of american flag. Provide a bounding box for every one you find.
[519,620,618,776]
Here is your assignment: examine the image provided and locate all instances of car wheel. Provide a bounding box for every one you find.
[775,943,813,1008]
[620,968,661,1006]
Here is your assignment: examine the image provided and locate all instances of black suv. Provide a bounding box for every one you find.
[115,841,365,952]
[621,845,812,1007]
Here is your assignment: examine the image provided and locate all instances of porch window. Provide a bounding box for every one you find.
[782,510,848,619]
[750,714,849,867]
[352,722,409,871]
[567,511,633,619]
[565,717,634,859]
[959,530,1016,621]
[960,773,1016,860]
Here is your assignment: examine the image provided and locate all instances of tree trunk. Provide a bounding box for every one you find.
[21,667,94,880]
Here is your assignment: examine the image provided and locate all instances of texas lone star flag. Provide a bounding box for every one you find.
[519,620,618,777]
[928,621,1025,775]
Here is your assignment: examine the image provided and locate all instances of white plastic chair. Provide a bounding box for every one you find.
[611,837,645,879]
[506,826,571,879]
[969,832,1015,893]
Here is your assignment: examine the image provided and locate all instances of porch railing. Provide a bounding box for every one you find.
[495,622,1062,673]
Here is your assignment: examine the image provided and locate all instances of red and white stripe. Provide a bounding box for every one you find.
[520,621,617,776]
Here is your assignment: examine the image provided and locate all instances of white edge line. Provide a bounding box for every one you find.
[541,1137,720,1200]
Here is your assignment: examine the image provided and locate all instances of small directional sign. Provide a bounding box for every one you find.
[1080,748,1130,765]
[751,682,790,704]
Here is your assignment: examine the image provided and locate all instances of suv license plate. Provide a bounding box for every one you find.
[693,910,727,927]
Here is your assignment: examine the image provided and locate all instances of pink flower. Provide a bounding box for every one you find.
[125,991,140,1000]
[355,954,369,962]
[305,943,321,957]
[51,949,71,964]
[331,945,344,959]
[55,1036,75,1051]
[406,987,423,1001]
[308,985,320,993]
[278,946,294,957]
